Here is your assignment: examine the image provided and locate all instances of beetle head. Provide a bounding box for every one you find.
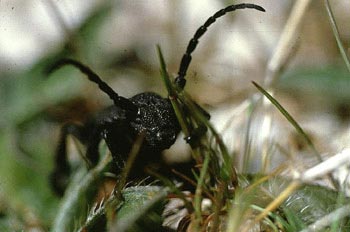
[130,92,180,151]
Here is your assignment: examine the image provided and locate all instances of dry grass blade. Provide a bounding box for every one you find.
[301,148,350,182]
[264,0,312,87]
[300,204,350,232]
[254,181,301,223]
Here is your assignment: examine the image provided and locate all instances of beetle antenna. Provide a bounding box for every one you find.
[47,58,137,113]
[174,3,265,90]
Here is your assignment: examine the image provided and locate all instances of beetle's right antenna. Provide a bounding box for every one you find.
[174,3,265,90]
[47,59,137,113]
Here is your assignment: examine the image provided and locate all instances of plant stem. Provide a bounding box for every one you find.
[193,153,210,230]
[324,0,350,73]
[264,0,312,87]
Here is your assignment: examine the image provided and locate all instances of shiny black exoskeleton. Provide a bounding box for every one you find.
[49,3,265,195]
[49,60,181,195]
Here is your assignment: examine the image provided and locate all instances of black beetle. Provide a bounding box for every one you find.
[48,3,265,195]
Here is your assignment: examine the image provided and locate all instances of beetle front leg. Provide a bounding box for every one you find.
[183,103,210,148]
[50,122,89,195]
[85,128,104,167]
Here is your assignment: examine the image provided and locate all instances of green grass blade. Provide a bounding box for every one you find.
[193,152,210,230]
[252,81,320,161]
[252,82,340,189]
[156,45,190,137]
[156,45,175,96]
[324,0,350,73]
[52,153,112,232]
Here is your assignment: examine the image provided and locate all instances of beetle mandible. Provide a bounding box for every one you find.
[48,3,265,195]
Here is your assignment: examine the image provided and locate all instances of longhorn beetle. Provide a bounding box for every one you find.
[48,3,265,195]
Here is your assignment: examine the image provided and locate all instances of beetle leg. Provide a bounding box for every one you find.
[184,125,208,148]
[182,102,210,148]
[50,122,89,195]
[85,128,103,167]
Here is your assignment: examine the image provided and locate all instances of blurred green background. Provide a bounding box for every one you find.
[0,0,349,231]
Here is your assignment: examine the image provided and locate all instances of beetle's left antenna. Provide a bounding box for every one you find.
[47,58,137,113]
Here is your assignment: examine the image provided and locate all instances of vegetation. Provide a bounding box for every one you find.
[0,1,349,231]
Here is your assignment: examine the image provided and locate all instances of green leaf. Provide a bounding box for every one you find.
[110,186,167,232]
